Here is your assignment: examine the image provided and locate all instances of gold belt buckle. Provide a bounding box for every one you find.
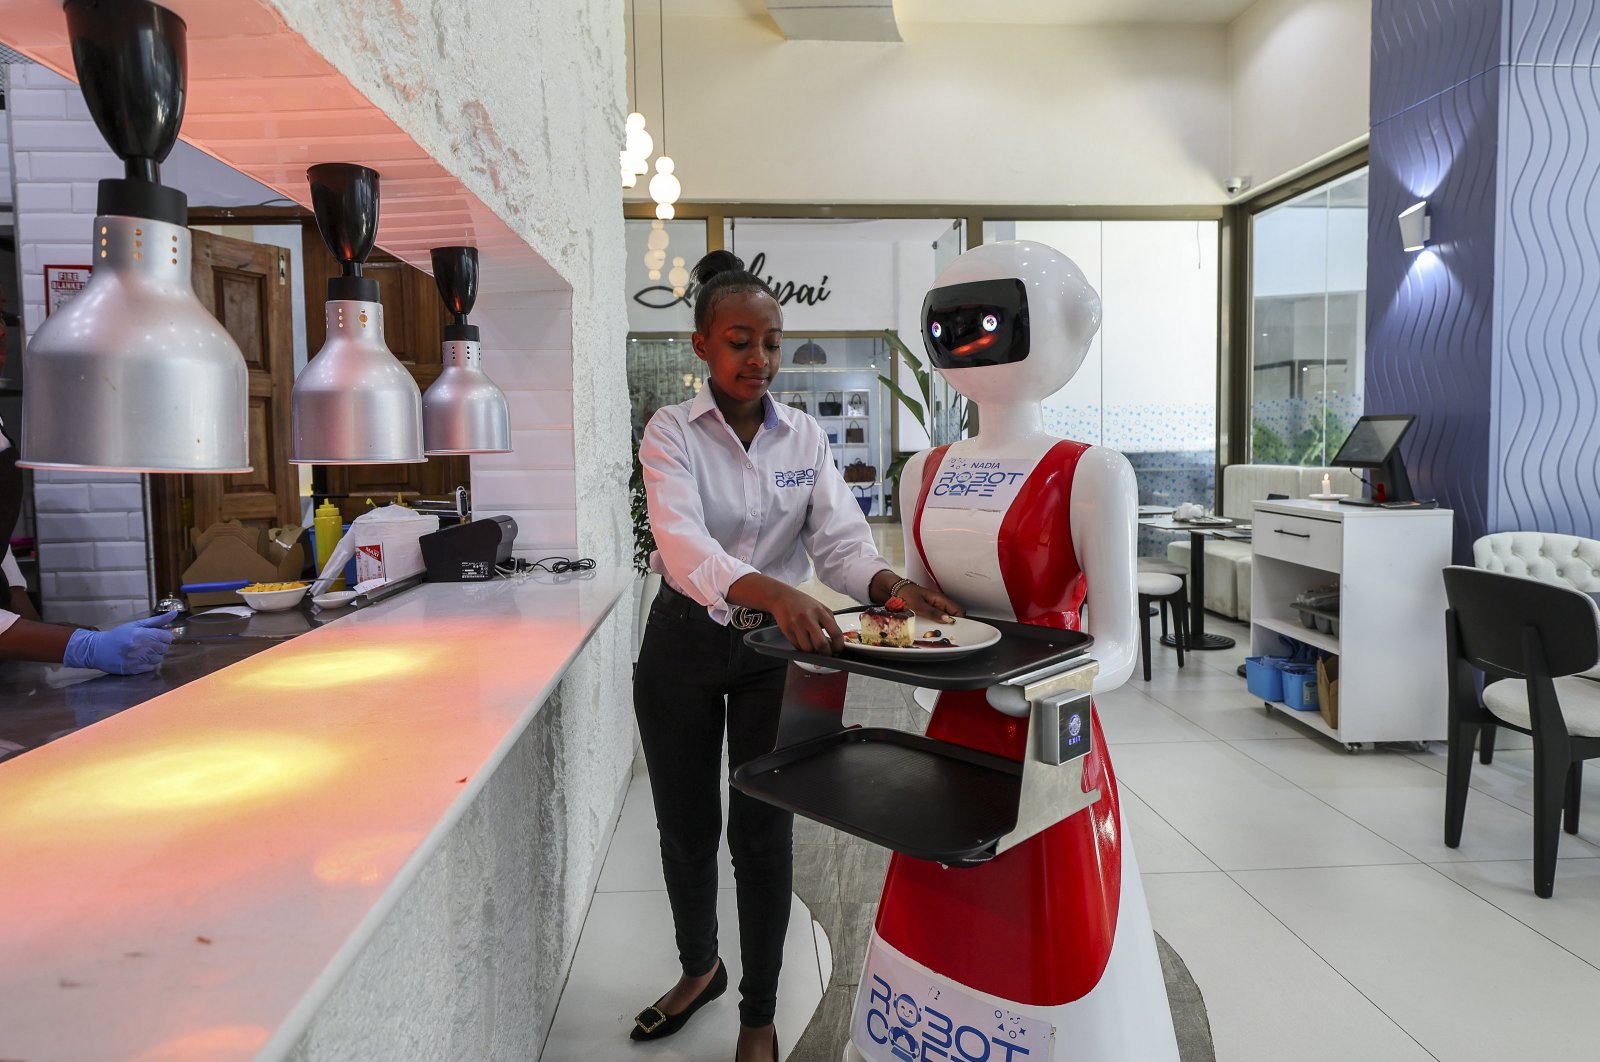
[731,606,765,630]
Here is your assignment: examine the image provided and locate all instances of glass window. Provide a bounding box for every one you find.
[1248,168,1368,466]
[985,220,1220,555]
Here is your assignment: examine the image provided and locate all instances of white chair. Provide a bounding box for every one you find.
[1137,571,1187,681]
[1471,531,1600,763]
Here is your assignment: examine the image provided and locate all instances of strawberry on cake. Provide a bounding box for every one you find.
[860,596,915,647]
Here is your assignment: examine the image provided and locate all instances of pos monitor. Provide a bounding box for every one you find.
[1331,414,1416,503]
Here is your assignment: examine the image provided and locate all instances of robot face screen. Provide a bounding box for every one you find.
[921,278,1031,369]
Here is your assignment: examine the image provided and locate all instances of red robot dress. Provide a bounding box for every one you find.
[846,242,1178,1062]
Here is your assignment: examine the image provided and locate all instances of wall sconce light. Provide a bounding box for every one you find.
[1399,202,1432,252]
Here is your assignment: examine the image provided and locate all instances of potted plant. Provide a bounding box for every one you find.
[876,329,973,516]
[632,438,661,650]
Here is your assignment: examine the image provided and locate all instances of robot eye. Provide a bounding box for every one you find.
[929,320,943,339]
[981,313,1000,333]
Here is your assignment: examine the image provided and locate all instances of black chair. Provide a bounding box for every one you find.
[1138,571,1188,681]
[1443,566,1600,897]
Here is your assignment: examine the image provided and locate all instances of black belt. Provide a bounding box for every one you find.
[656,581,771,631]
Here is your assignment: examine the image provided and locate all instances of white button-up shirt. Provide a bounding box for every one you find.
[641,387,889,626]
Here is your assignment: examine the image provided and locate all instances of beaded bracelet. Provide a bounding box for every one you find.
[887,577,914,601]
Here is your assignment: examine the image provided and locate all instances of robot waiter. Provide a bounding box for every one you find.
[846,242,1179,1061]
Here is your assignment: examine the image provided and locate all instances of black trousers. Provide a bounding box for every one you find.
[633,585,793,1028]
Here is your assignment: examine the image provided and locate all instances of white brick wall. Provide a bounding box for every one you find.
[5,61,151,626]
[470,288,579,556]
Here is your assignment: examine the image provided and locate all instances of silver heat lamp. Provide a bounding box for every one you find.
[291,163,424,465]
[21,0,250,473]
[422,246,510,455]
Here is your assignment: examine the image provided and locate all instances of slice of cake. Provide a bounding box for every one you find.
[860,596,915,647]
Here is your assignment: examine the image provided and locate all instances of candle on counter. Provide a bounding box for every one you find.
[1321,473,1331,495]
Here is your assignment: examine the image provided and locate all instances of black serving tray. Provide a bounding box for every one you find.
[730,727,1023,865]
[742,608,1093,691]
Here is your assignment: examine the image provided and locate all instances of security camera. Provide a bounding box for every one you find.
[1225,176,1251,197]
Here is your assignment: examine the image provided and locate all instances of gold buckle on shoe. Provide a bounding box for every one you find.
[635,1006,668,1034]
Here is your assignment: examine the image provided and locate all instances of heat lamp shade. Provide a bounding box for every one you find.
[422,340,512,455]
[291,300,425,464]
[19,214,250,473]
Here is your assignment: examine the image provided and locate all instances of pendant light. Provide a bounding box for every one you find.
[291,163,424,465]
[20,0,249,473]
[422,247,510,455]
[647,0,682,221]
[620,0,653,187]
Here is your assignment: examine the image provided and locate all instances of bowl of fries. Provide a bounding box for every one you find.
[238,581,309,612]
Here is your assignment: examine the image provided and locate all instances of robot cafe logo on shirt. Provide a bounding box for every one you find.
[931,458,1027,501]
[774,468,817,488]
[864,975,1040,1061]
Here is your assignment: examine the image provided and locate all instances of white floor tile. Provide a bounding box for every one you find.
[1113,741,1414,871]
[598,766,735,894]
[1410,746,1600,851]
[1144,872,1433,1062]
[1231,738,1600,864]
[1431,858,1600,969]
[1094,684,1216,744]
[542,890,823,1062]
[1144,685,1314,741]
[1235,863,1600,1062]
[1119,788,1217,874]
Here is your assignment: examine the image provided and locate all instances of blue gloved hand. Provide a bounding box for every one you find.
[63,611,179,675]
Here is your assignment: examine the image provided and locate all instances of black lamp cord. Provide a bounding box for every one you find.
[496,556,598,578]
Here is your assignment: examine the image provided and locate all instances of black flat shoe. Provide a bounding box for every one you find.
[630,959,727,1042]
[732,1027,780,1062]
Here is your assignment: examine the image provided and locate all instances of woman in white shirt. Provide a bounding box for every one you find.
[632,252,961,1062]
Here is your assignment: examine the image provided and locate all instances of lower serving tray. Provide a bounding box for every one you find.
[731,727,1022,866]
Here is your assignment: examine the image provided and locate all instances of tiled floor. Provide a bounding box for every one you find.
[552,576,1600,1060]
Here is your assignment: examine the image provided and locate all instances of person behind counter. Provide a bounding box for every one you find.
[633,251,963,1062]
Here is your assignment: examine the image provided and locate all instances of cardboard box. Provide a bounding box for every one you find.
[1318,655,1340,731]
[181,521,306,607]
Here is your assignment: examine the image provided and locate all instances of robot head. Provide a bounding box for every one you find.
[893,994,921,1028]
[921,241,1101,406]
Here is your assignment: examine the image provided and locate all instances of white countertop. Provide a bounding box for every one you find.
[1254,498,1454,521]
[0,572,628,1062]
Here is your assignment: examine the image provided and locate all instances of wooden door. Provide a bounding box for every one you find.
[151,229,299,595]
[301,223,470,521]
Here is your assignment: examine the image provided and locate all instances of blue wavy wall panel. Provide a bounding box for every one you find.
[1372,0,1503,123]
[1507,0,1600,66]
[1367,61,1499,561]
[1492,64,1600,538]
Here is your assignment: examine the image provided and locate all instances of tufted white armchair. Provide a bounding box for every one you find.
[1471,532,1600,763]
[1473,532,1600,592]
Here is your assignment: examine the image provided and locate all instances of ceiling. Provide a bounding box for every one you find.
[664,0,1259,24]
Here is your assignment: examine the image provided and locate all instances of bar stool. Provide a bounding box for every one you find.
[1138,571,1188,681]
[1139,556,1189,642]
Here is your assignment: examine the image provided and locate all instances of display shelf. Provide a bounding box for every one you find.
[1249,499,1452,746]
[1253,613,1338,655]
[1261,698,1339,739]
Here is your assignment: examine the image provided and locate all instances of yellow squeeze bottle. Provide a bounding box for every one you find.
[314,499,346,591]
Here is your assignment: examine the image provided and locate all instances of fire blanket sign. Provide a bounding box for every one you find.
[853,942,1055,1061]
[44,265,92,317]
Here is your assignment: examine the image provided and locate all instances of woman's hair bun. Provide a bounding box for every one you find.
[691,249,746,285]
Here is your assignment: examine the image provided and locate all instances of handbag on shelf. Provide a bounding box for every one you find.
[844,419,866,444]
[818,391,843,417]
[785,393,808,413]
[843,459,877,484]
[847,392,867,416]
[827,430,840,444]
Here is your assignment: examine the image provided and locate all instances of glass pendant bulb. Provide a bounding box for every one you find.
[625,112,653,175]
[655,203,675,221]
[649,155,681,207]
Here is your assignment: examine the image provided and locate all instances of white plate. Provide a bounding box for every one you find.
[313,591,359,609]
[238,585,308,612]
[1308,493,1348,500]
[837,613,1002,659]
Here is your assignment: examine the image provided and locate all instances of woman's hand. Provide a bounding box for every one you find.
[897,583,965,623]
[767,585,845,655]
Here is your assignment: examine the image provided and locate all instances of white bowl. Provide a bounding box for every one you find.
[312,590,358,609]
[239,585,308,612]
